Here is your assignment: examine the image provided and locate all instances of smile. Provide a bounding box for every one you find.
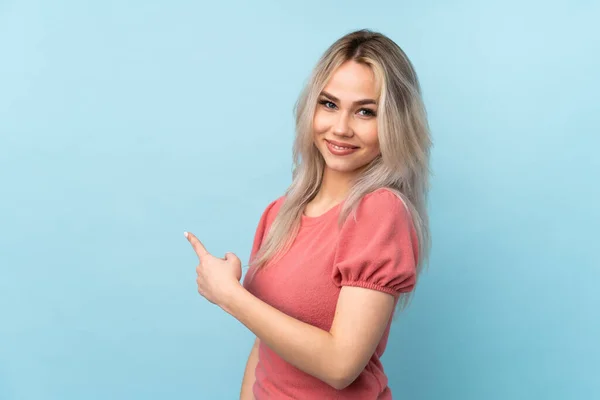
[325,139,360,156]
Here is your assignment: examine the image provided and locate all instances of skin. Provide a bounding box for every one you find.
[239,337,260,400]
[185,60,395,392]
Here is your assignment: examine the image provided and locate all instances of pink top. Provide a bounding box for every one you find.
[243,188,419,399]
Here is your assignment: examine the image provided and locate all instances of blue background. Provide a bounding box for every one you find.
[1,0,598,399]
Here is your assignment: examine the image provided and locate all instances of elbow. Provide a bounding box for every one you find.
[329,378,353,391]
[323,346,365,390]
[327,367,359,391]
[329,375,356,391]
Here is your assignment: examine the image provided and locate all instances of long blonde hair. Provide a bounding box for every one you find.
[249,29,432,311]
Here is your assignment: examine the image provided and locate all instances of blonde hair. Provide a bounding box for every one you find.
[249,29,432,311]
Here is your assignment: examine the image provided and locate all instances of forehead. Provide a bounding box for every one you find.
[323,61,378,100]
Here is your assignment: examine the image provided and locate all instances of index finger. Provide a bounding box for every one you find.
[184,231,210,260]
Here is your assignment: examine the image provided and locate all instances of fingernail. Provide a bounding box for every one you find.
[184,231,189,238]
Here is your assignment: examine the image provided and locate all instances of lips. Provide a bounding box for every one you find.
[325,139,360,156]
[325,139,359,149]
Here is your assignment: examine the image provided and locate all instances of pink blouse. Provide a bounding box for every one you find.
[243,188,419,399]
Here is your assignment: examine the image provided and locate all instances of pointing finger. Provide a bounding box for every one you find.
[184,231,210,260]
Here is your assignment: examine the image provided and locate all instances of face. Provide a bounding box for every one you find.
[313,60,381,178]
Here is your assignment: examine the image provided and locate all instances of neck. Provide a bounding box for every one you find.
[313,167,356,205]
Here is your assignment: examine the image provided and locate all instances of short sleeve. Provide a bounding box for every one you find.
[331,189,419,297]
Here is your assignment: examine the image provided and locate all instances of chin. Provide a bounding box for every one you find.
[323,160,363,174]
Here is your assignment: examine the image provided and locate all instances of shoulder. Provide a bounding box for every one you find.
[363,187,407,207]
[255,195,286,227]
[351,188,411,224]
[263,195,286,218]
[249,195,286,258]
[332,188,418,295]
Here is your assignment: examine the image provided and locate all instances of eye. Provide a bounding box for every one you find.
[358,108,377,117]
[318,99,337,109]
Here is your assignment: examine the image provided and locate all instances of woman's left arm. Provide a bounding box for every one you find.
[184,231,395,390]
[223,282,395,390]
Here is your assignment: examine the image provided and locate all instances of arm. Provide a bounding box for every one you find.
[186,191,414,390]
[222,285,395,390]
[239,337,260,400]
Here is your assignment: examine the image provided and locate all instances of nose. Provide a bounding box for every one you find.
[332,111,353,137]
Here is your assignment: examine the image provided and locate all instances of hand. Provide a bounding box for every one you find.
[184,231,242,307]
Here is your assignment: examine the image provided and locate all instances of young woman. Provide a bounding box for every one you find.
[185,29,432,399]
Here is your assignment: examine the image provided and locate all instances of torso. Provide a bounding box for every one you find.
[243,196,394,399]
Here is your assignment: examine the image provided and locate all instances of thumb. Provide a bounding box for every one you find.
[224,252,239,262]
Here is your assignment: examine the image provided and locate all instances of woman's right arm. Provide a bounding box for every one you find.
[239,337,260,400]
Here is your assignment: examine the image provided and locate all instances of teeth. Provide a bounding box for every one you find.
[332,144,353,150]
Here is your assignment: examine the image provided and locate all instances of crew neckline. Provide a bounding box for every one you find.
[301,201,343,226]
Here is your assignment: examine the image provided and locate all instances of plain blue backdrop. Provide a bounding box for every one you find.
[1,0,598,399]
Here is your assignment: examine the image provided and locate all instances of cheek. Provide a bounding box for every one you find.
[361,123,380,152]
[313,109,330,134]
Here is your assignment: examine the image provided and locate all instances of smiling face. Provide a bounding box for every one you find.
[313,60,381,178]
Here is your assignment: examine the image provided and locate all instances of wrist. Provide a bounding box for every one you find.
[219,281,245,315]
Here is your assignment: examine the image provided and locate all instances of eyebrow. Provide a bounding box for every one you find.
[320,91,377,106]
